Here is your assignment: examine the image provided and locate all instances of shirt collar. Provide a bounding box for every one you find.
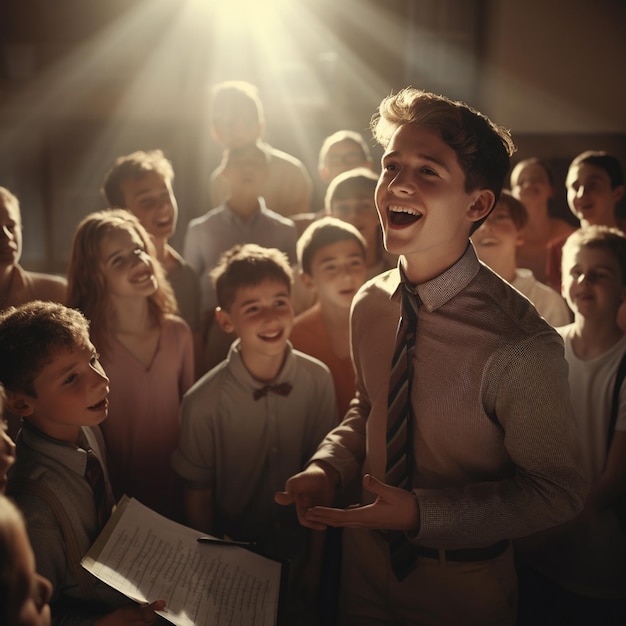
[224,197,268,225]
[227,338,296,390]
[20,419,92,476]
[391,243,481,312]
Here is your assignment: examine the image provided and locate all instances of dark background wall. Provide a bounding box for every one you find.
[0,0,624,272]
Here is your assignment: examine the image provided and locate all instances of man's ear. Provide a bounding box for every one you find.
[214,307,235,334]
[5,390,34,416]
[467,190,496,224]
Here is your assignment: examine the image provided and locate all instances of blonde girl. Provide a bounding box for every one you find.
[68,209,193,521]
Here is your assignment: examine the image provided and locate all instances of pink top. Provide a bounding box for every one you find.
[100,315,194,521]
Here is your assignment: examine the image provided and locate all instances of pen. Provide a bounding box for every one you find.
[197,536,257,547]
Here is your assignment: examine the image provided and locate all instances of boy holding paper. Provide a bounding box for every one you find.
[0,301,164,625]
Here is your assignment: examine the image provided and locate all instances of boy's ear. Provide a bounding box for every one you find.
[319,167,331,185]
[467,190,495,224]
[214,307,235,334]
[210,125,222,145]
[612,184,625,205]
[300,271,315,290]
[5,390,34,417]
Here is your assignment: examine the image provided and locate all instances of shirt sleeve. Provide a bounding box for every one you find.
[172,383,217,488]
[13,491,122,626]
[414,331,589,549]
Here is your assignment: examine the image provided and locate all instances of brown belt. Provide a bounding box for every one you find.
[415,539,509,562]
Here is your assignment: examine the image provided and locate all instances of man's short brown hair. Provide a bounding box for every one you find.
[371,87,515,208]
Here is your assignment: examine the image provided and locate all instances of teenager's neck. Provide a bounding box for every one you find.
[240,345,287,383]
[109,297,153,335]
[570,316,624,360]
[401,242,467,285]
[228,197,261,222]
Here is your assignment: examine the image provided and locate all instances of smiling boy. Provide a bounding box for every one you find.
[518,226,626,623]
[172,243,336,618]
[471,190,571,327]
[291,216,367,417]
[1,301,164,624]
[207,80,312,218]
[545,151,625,290]
[184,142,298,372]
[102,150,203,374]
[276,88,587,625]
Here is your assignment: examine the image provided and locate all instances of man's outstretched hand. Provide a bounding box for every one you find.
[277,472,420,533]
[274,462,339,530]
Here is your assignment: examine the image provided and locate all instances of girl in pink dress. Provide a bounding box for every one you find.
[67,209,193,521]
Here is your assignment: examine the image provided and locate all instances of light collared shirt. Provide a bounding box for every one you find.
[8,422,129,624]
[311,243,588,550]
[182,198,297,313]
[172,340,337,557]
[208,144,313,217]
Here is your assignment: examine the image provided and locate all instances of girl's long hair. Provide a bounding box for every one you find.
[67,209,177,354]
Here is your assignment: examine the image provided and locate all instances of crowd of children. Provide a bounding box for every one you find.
[0,79,625,625]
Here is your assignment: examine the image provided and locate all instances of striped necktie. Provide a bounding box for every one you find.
[85,449,110,530]
[385,282,419,580]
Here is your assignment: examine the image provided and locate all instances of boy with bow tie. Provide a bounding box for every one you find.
[172,243,336,620]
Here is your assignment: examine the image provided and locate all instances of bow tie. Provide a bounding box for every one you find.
[253,382,293,401]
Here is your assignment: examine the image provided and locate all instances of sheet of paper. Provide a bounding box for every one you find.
[82,496,282,626]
